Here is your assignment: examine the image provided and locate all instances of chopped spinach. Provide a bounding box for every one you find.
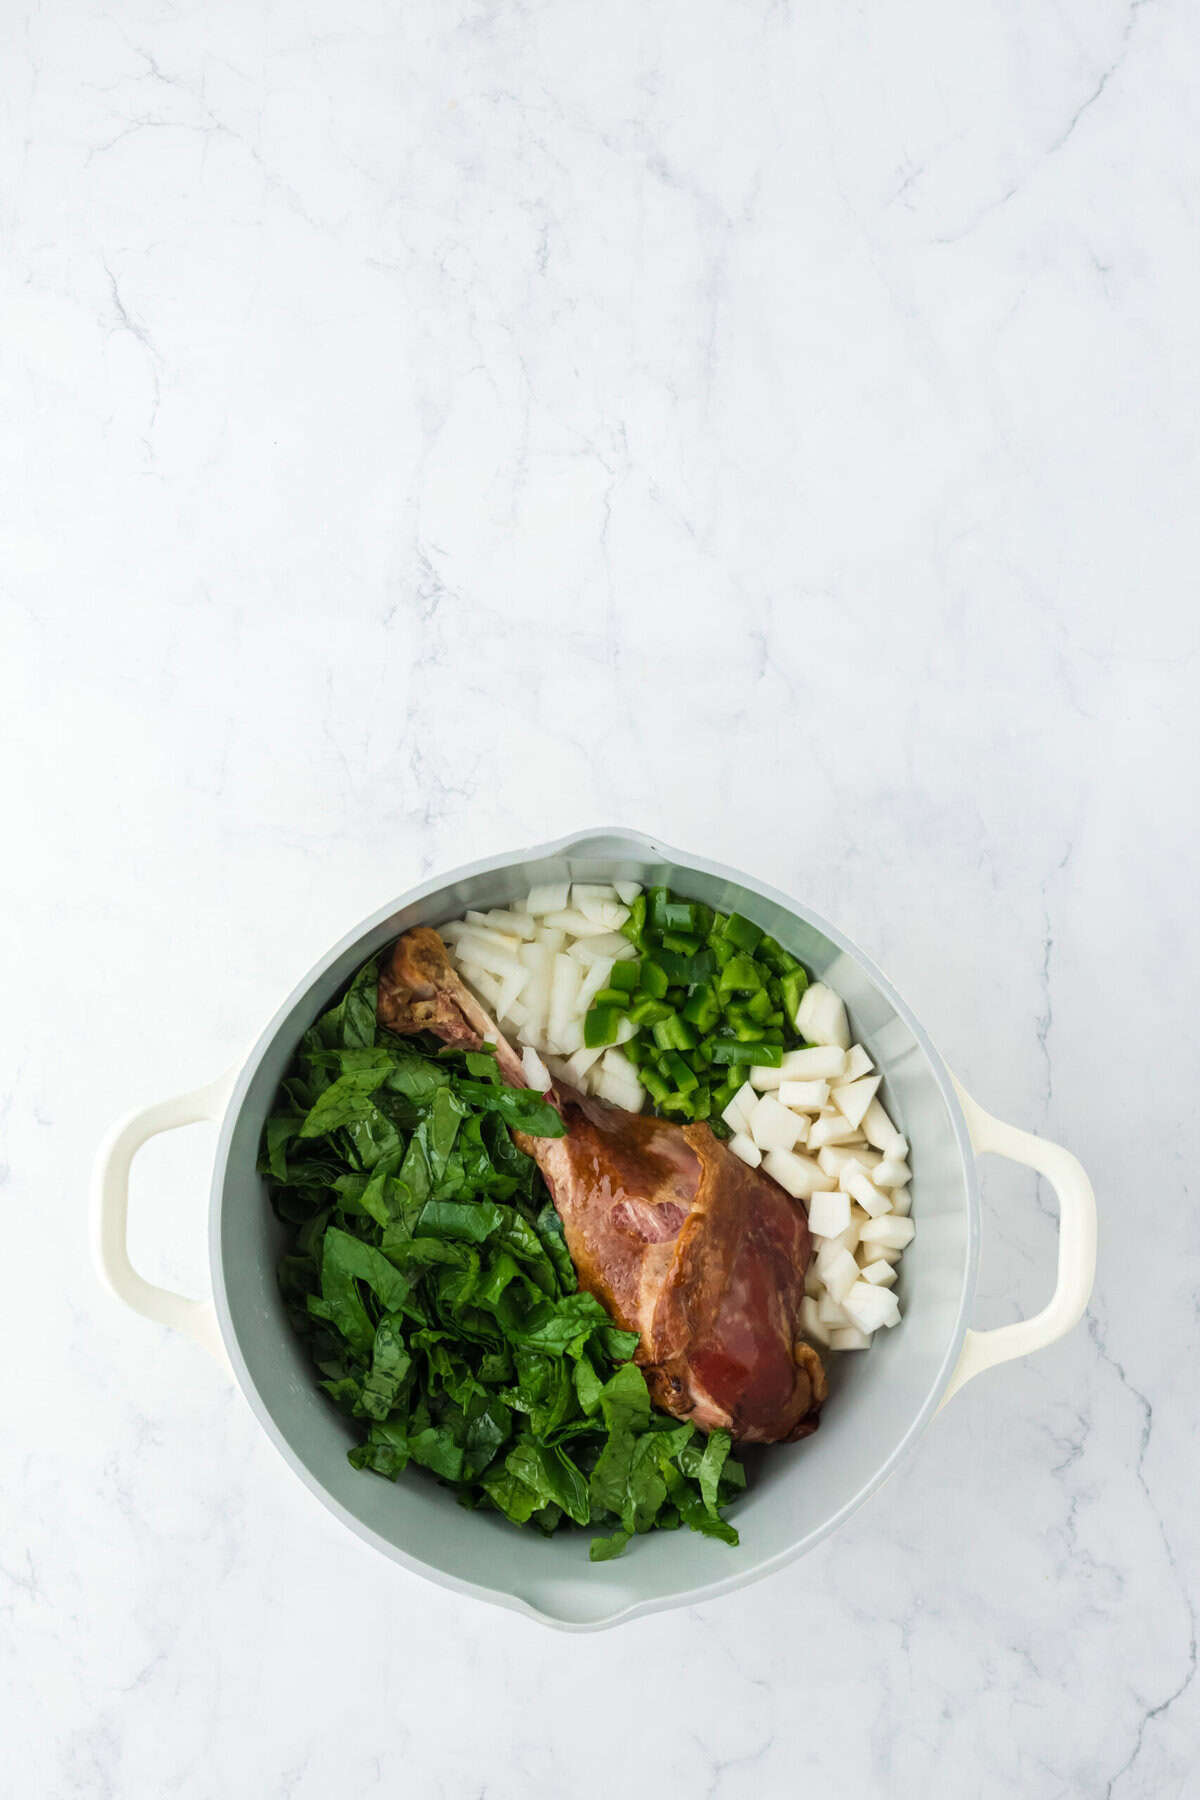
[260,951,744,1558]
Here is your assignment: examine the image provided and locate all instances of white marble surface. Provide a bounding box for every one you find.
[4,0,1199,1792]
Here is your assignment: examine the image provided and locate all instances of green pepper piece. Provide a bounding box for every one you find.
[709,1040,782,1066]
[662,1051,698,1094]
[652,1014,697,1053]
[661,930,701,956]
[584,1005,623,1047]
[608,959,641,992]
[639,958,670,999]
[682,983,721,1032]
[739,987,774,1023]
[722,911,763,954]
[718,953,763,994]
[621,894,647,949]
[640,1066,672,1105]
[781,967,809,1025]
[628,995,673,1027]
[647,887,673,933]
[758,934,801,976]
[592,987,631,1009]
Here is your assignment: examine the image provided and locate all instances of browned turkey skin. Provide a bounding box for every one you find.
[379,927,827,1444]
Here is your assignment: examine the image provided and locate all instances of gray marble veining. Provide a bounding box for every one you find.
[3,0,1198,1793]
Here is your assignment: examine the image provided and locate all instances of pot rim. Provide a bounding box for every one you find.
[208,826,980,1630]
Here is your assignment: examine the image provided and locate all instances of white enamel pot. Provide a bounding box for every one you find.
[91,828,1096,1630]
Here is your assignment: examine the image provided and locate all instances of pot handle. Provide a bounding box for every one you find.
[939,1076,1097,1405]
[90,1071,238,1372]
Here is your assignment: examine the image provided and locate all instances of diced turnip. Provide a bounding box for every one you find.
[572,885,629,930]
[817,1290,852,1327]
[750,1063,785,1091]
[762,1148,835,1200]
[887,1186,912,1217]
[832,1043,874,1085]
[614,880,642,906]
[496,965,527,1021]
[783,1045,847,1082]
[832,1074,881,1130]
[808,1189,852,1239]
[503,999,530,1032]
[804,1263,822,1299]
[822,1245,861,1303]
[595,1068,644,1111]
[721,1094,751,1135]
[729,1132,762,1169]
[542,1053,573,1083]
[867,1244,902,1265]
[534,925,566,954]
[860,1259,898,1288]
[467,908,538,941]
[873,1156,911,1189]
[525,883,570,916]
[800,1295,832,1348]
[809,1109,863,1149]
[862,1098,903,1153]
[830,1326,871,1350]
[461,964,503,1009]
[839,1160,891,1218]
[859,1215,916,1251]
[750,1095,807,1152]
[844,1281,901,1332]
[795,982,851,1050]
[733,1081,759,1124]
[555,1018,586,1055]
[817,1143,881,1178]
[778,1078,830,1112]
[572,883,618,909]
[521,1045,552,1091]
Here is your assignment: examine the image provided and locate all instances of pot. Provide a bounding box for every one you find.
[91,828,1096,1630]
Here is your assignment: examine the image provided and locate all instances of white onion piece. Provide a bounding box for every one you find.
[800,1295,832,1347]
[525,883,570,916]
[860,1260,898,1287]
[844,1281,901,1332]
[839,1160,891,1218]
[873,1156,911,1189]
[750,1094,807,1152]
[521,1045,552,1091]
[466,908,538,940]
[613,880,642,906]
[817,1143,882,1178]
[859,1215,916,1251]
[809,1110,863,1149]
[862,1097,903,1152]
[778,1078,829,1112]
[830,1326,871,1350]
[540,907,611,937]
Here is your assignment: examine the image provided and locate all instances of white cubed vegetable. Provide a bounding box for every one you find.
[844,1281,901,1332]
[721,1095,751,1135]
[595,1070,644,1112]
[504,999,530,1031]
[778,1078,830,1112]
[521,1045,552,1091]
[832,1074,881,1129]
[750,1095,808,1152]
[566,931,637,964]
[496,966,527,1021]
[541,1053,572,1084]
[887,1186,912,1217]
[809,1109,863,1149]
[525,883,570,916]
[800,1295,832,1348]
[729,1132,762,1169]
[817,1290,853,1327]
[571,883,617,909]
[832,1043,874,1085]
[804,1263,823,1299]
[830,1326,871,1351]
[872,1156,912,1189]
[859,1215,916,1251]
[613,880,642,906]
[565,1044,605,1082]
[761,1148,835,1200]
[541,907,610,937]
[467,908,538,941]
[576,958,616,1011]
[749,1063,785,1091]
[867,1244,902,1265]
[860,1259,898,1287]
[817,1143,881,1178]
[555,1019,586,1055]
[839,1160,892,1218]
[807,1189,852,1239]
[548,954,581,1046]
[572,885,629,930]
[534,925,567,954]
[795,982,851,1050]
[862,1097,903,1153]
[601,1047,639,1085]
[461,964,503,1009]
[733,1081,759,1124]
[822,1246,861,1303]
[782,1045,847,1081]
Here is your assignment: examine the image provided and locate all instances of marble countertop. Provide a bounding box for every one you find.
[5,0,1198,1793]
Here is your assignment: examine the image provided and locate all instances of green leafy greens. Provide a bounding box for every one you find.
[260,953,745,1559]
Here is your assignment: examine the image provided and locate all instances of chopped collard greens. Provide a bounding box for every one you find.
[260,954,745,1559]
